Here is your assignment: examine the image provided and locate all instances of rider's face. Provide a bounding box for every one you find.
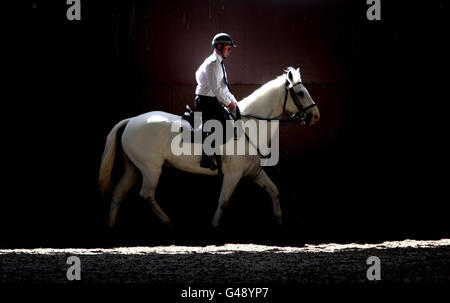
[223,45,232,58]
[218,44,233,58]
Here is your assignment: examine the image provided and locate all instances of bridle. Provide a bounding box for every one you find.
[282,79,318,126]
[239,72,318,126]
[225,71,318,163]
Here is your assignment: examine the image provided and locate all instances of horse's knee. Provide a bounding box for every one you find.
[145,195,159,209]
[139,187,155,201]
[274,208,282,218]
[109,199,121,213]
[272,187,280,199]
[112,191,126,204]
[111,198,121,206]
[148,198,159,209]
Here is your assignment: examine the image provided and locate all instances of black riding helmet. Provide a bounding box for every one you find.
[212,33,237,49]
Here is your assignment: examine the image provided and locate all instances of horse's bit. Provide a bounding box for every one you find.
[282,79,318,126]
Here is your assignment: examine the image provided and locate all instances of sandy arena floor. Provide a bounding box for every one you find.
[0,239,449,283]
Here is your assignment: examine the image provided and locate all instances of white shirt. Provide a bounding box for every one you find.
[195,51,237,106]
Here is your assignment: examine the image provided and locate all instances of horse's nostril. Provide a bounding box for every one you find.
[314,113,320,120]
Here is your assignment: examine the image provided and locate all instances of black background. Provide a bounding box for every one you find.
[3,0,448,248]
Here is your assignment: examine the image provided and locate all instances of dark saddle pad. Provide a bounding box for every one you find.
[181,105,199,129]
[180,105,203,144]
[180,105,237,144]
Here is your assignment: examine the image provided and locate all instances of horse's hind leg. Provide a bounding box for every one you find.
[140,166,173,227]
[107,156,138,228]
[252,169,282,225]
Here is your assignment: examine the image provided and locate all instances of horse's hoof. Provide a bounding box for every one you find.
[275,217,283,226]
[210,224,222,235]
[166,221,175,229]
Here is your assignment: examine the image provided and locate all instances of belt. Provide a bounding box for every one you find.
[196,95,218,101]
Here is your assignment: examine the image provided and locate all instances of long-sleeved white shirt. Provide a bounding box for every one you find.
[195,51,237,106]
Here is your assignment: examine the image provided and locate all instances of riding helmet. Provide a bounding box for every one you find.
[212,33,237,49]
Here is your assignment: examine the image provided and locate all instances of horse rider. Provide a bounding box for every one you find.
[194,33,238,170]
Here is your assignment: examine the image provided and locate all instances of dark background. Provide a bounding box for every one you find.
[3,0,448,248]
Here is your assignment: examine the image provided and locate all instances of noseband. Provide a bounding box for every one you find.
[282,80,318,126]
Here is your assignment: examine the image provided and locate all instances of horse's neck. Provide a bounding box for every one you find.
[238,77,285,119]
[241,117,279,149]
[236,77,284,151]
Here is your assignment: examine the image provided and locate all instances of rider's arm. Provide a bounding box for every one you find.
[204,62,237,107]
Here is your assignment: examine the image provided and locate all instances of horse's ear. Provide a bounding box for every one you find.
[288,69,294,82]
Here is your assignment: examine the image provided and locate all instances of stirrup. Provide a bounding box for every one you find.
[210,156,218,171]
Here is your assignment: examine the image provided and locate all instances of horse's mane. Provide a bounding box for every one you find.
[241,74,286,104]
[241,67,300,104]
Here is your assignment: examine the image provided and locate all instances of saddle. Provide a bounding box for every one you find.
[180,105,203,144]
[181,105,198,129]
[180,105,238,144]
[181,105,241,174]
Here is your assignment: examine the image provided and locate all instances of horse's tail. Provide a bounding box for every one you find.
[99,118,130,196]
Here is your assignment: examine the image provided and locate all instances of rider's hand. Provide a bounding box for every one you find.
[228,101,237,111]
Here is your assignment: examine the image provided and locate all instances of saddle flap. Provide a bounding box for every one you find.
[180,105,203,143]
[181,105,193,124]
[180,104,237,143]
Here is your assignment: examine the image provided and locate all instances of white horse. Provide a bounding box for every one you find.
[99,67,320,229]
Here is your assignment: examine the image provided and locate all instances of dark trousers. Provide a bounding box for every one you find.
[194,95,228,169]
[194,95,227,125]
[194,95,228,139]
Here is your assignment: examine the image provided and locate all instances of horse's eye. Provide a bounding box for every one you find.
[298,91,304,97]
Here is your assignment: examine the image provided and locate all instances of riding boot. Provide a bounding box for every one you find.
[200,130,212,169]
[215,154,222,175]
[200,151,213,169]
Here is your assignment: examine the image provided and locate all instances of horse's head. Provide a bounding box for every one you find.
[284,67,320,126]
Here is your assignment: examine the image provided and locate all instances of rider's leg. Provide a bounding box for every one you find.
[196,96,218,170]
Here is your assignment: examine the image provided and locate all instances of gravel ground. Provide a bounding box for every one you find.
[0,239,449,284]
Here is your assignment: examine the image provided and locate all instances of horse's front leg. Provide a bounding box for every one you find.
[252,169,282,225]
[211,172,242,228]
